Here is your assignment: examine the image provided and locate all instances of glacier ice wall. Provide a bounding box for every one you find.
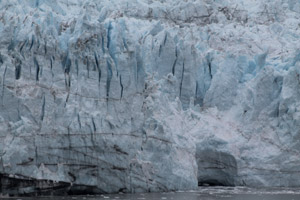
[0,0,300,195]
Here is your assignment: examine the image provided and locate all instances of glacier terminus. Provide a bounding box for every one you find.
[0,0,300,196]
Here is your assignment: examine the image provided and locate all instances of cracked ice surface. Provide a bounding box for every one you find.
[0,0,300,195]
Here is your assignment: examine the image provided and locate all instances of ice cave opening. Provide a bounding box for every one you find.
[196,149,237,187]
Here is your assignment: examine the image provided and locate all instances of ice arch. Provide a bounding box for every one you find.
[196,149,237,186]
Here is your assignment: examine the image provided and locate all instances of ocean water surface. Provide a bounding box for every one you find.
[2,187,300,200]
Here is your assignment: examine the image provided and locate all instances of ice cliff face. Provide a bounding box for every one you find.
[0,0,300,195]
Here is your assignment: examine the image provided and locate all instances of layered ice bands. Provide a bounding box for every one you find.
[0,0,300,195]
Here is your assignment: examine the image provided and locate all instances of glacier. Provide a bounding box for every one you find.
[0,0,300,195]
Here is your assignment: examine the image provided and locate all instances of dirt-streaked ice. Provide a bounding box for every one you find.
[0,0,300,195]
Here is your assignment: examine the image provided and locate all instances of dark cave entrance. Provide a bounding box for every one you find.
[198,179,228,187]
[196,148,237,187]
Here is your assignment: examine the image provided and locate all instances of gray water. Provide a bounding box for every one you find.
[2,187,300,200]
